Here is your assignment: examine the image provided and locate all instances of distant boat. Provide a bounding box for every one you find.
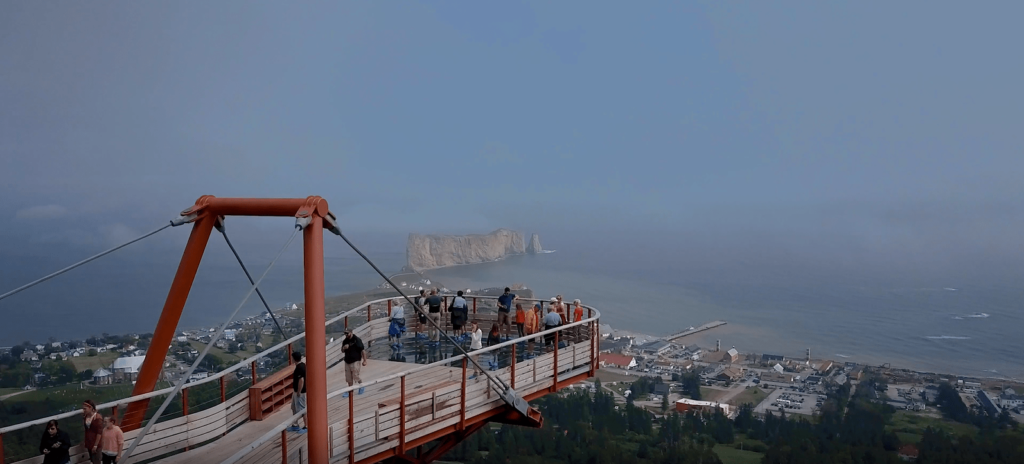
[538,250,556,254]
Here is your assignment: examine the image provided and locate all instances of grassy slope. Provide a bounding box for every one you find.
[68,352,119,372]
[729,387,769,406]
[886,410,978,444]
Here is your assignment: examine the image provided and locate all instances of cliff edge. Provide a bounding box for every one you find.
[407,229,526,271]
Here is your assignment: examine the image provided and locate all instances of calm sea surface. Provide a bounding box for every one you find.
[1,237,1020,379]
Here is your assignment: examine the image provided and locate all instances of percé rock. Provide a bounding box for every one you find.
[407,229,526,271]
[526,233,543,254]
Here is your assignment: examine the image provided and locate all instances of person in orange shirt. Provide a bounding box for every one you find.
[572,299,585,340]
[514,303,526,338]
[523,303,541,355]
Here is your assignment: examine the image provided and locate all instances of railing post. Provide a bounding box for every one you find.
[281,429,288,464]
[399,375,407,456]
[348,392,355,464]
[111,405,119,422]
[344,315,348,330]
[220,376,226,403]
[511,343,516,389]
[388,299,392,317]
[182,388,189,416]
[590,320,596,377]
[460,358,467,430]
[1,432,5,464]
[367,303,372,321]
[552,330,559,392]
[251,361,258,386]
[288,343,293,365]
[472,297,476,314]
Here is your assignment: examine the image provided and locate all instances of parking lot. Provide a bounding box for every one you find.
[754,388,822,417]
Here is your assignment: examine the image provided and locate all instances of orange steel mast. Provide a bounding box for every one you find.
[121,196,334,464]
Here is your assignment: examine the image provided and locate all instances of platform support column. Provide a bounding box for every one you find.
[303,215,330,464]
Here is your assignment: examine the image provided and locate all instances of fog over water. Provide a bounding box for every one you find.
[2,3,1023,379]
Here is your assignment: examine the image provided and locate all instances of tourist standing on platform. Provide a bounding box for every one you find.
[99,416,123,464]
[342,328,368,396]
[425,290,443,343]
[469,321,483,378]
[514,303,526,338]
[554,295,567,323]
[524,303,541,353]
[573,299,585,339]
[39,419,71,464]
[543,306,563,348]
[450,291,469,337]
[487,323,502,369]
[415,289,428,339]
[288,351,307,432]
[388,303,406,345]
[496,287,517,339]
[82,400,103,464]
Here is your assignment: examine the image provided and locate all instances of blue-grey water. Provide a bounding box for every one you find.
[1,232,1020,380]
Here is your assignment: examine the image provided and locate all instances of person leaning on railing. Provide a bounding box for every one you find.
[99,415,124,464]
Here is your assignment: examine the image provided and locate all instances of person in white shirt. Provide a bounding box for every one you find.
[388,302,406,345]
[468,321,483,379]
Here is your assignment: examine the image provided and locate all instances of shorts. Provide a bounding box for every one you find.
[418,313,427,324]
[291,391,306,414]
[345,361,362,385]
[452,323,463,331]
[498,312,510,325]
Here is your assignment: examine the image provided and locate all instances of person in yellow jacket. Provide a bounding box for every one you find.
[523,303,541,355]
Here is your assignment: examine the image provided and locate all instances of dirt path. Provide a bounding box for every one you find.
[0,389,31,401]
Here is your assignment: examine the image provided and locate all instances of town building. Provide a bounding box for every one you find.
[111,355,146,383]
[675,398,731,417]
[716,367,744,382]
[998,388,1023,408]
[599,353,637,370]
[761,354,785,364]
[638,340,675,356]
[93,368,113,385]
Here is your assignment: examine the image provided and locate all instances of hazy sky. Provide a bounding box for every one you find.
[2,2,1023,268]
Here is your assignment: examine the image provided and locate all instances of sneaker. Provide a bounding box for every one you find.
[358,387,365,395]
[342,392,349,398]
[296,428,307,434]
[287,425,300,432]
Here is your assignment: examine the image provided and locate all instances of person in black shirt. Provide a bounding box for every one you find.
[425,290,443,343]
[288,352,306,433]
[342,328,367,396]
[40,419,71,464]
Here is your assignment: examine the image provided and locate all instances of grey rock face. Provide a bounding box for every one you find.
[407,229,525,271]
[526,233,543,254]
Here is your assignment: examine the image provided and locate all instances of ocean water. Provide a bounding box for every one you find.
[426,246,1024,380]
[1,234,1020,380]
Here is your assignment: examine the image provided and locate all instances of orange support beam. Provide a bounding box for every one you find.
[511,344,516,389]
[398,376,407,456]
[303,214,330,464]
[122,213,215,431]
[281,429,288,464]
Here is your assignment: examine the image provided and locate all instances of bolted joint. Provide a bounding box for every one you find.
[170,213,199,227]
[213,216,227,233]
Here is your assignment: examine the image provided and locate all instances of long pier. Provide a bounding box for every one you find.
[666,320,727,342]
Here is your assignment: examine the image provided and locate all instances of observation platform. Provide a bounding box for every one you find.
[1,295,599,464]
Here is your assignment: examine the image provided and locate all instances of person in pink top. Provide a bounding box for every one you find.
[99,416,124,464]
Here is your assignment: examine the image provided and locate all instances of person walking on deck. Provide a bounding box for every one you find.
[388,303,406,346]
[40,419,71,464]
[496,287,517,339]
[99,416,123,464]
[486,323,502,369]
[425,290,443,343]
[342,328,368,397]
[82,400,103,464]
[468,321,483,379]
[287,351,307,432]
[543,306,563,348]
[415,289,427,339]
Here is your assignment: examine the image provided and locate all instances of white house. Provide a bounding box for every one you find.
[111,356,146,382]
[599,353,638,369]
[223,329,237,341]
[93,368,113,386]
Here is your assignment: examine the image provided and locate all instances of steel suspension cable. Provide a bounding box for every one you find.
[0,223,176,302]
[332,231,512,395]
[216,221,288,339]
[122,225,301,464]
